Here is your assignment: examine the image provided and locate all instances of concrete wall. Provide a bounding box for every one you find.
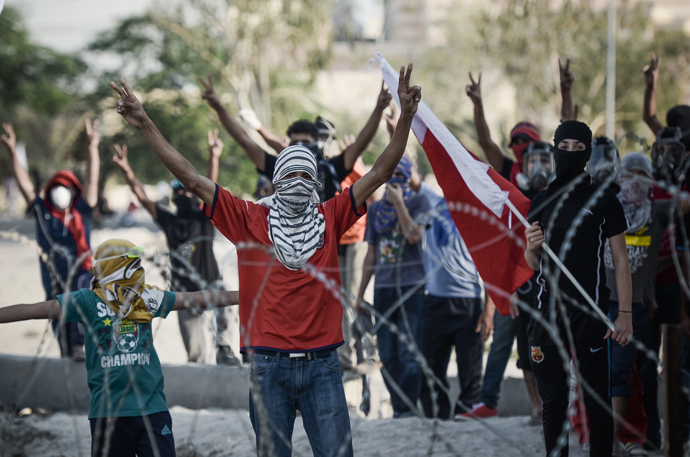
[0,354,532,416]
[0,354,249,413]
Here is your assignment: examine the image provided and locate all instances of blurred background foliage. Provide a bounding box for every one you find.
[0,0,689,196]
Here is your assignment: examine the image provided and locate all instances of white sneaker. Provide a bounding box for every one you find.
[620,441,648,456]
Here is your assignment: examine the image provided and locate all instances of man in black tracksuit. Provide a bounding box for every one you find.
[524,121,633,457]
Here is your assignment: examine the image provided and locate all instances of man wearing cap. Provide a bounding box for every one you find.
[111,63,421,456]
[2,120,100,361]
[112,130,240,365]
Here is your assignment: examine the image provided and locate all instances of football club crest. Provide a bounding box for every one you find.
[531,346,544,363]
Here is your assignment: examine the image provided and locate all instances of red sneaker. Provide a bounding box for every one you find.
[456,403,498,420]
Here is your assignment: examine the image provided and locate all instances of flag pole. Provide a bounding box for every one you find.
[505,199,615,331]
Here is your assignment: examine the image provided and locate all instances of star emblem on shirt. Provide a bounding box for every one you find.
[103,317,112,327]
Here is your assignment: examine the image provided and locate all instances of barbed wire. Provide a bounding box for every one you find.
[1,170,689,457]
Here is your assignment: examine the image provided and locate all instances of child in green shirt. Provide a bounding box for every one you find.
[0,239,239,457]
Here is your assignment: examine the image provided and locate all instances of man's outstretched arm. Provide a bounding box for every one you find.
[559,58,578,122]
[206,129,223,182]
[466,72,504,171]
[1,123,36,204]
[642,54,663,136]
[341,82,392,171]
[112,144,158,220]
[0,299,61,323]
[83,118,101,208]
[172,290,239,311]
[237,108,289,154]
[199,75,268,172]
[110,78,216,206]
[352,64,421,209]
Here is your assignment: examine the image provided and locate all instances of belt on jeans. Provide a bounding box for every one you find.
[252,348,334,360]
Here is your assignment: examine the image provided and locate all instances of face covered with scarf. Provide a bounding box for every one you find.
[373,156,415,234]
[509,121,541,168]
[171,179,201,217]
[617,152,654,234]
[549,120,593,191]
[90,239,166,323]
[265,145,325,271]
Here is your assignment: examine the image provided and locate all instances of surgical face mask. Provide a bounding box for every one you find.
[274,176,317,211]
[50,186,73,210]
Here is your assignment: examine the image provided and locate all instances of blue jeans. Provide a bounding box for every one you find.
[609,301,647,398]
[374,286,426,416]
[479,313,516,409]
[249,350,353,457]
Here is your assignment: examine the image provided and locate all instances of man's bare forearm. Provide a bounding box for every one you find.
[393,199,422,244]
[372,113,413,183]
[473,102,504,170]
[173,290,239,311]
[0,300,60,323]
[643,87,663,135]
[6,147,36,204]
[343,104,386,170]
[357,247,376,302]
[525,248,541,271]
[138,119,215,206]
[561,88,576,122]
[211,103,266,171]
[84,145,100,208]
[207,153,219,183]
[122,168,157,218]
[258,126,288,154]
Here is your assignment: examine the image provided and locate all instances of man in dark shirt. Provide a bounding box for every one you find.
[2,120,101,361]
[525,120,632,457]
[112,131,239,365]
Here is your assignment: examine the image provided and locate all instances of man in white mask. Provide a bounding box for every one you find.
[603,152,690,455]
[1,120,101,361]
[111,63,421,457]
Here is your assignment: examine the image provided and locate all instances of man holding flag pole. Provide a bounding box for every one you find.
[375,54,632,457]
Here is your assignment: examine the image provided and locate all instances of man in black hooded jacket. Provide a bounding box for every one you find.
[525,120,633,457]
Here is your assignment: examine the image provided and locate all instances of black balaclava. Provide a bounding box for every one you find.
[549,120,593,192]
[173,193,199,218]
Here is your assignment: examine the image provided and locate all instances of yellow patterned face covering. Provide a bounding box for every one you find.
[91,239,166,323]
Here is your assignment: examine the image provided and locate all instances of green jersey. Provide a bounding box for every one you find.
[57,288,175,419]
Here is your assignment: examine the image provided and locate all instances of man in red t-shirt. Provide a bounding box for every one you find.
[110,64,421,456]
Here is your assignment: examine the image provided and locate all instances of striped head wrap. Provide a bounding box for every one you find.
[266,145,325,270]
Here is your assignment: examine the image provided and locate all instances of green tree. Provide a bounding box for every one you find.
[474,0,690,143]
[89,0,334,194]
[0,6,97,186]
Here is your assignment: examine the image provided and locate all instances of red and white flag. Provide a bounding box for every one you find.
[376,53,534,315]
